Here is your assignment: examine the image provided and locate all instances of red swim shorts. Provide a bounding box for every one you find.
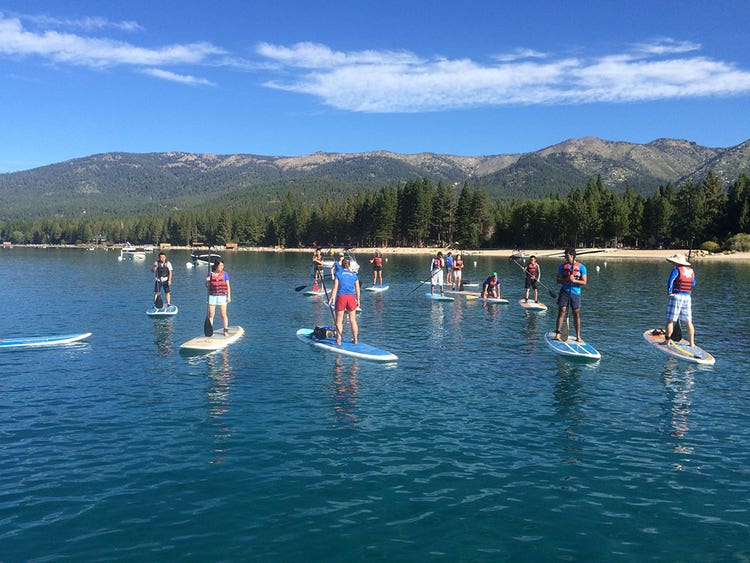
[336,294,358,311]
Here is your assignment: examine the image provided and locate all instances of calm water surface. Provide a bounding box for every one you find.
[1,248,749,561]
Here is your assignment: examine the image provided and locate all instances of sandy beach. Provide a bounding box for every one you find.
[241,246,750,262]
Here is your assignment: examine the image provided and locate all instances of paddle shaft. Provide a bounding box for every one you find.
[511,258,557,299]
[203,246,214,337]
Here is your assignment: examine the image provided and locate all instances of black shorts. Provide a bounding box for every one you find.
[154,280,171,293]
[525,278,539,289]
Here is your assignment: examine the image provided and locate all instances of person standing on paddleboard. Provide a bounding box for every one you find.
[452,254,464,291]
[429,251,445,296]
[445,252,454,289]
[554,248,587,343]
[523,255,541,303]
[664,253,697,347]
[151,252,173,307]
[206,259,231,336]
[369,250,384,287]
[328,257,360,346]
[312,248,325,290]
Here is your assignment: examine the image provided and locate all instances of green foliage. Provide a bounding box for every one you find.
[724,233,750,252]
[700,241,721,253]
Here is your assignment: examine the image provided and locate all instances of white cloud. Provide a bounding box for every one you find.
[257,40,750,112]
[20,13,144,33]
[0,12,223,82]
[142,68,215,86]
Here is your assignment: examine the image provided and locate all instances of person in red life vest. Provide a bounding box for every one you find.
[369,250,384,287]
[429,251,445,296]
[481,272,501,299]
[206,259,231,336]
[312,248,325,290]
[452,254,464,291]
[523,255,541,303]
[664,253,697,347]
[328,257,361,345]
[554,248,587,342]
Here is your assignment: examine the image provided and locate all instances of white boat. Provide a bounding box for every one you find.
[118,243,146,261]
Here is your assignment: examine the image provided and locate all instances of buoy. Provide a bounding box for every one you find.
[186,262,193,269]
[596,265,600,273]
[473,261,477,268]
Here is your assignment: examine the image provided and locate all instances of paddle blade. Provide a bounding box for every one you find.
[154,294,164,309]
[560,310,570,341]
[548,289,557,300]
[294,284,308,292]
[672,321,683,342]
[204,315,213,337]
[313,281,319,292]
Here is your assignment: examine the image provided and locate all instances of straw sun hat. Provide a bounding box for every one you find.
[666,253,691,266]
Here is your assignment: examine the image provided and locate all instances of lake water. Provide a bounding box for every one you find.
[1,248,749,561]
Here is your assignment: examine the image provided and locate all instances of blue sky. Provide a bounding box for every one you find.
[1,0,749,172]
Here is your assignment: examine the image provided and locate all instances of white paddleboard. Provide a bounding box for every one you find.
[518,299,547,311]
[296,328,397,362]
[303,289,327,296]
[425,292,455,302]
[544,331,601,361]
[0,332,92,349]
[642,329,715,366]
[146,304,179,316]
[466,295,509,304]
[180,326,245,355]
[364,285,389,292]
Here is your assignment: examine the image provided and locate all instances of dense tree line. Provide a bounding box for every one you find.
[3,172,750,252]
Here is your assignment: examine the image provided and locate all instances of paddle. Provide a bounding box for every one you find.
[672,320,683,342]
[294,284,309,292]
[203,246,214,337]
[511,258,557,300]
[319,273,343,340]
[408,274,435,294]
[153,258,164,308]
[155,293,164,309]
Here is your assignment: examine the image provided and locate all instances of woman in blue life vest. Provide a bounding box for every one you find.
[328,257,360,345]
[523,255,540,303]
[481,272,501,299]
[664,253,697,347]
[369,250,384,287]
[554,248,587,342]
[206,259,231,336]
[151,252,173,307]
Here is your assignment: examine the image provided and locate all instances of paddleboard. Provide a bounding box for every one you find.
[518,299,548,311]
[462,283,480,288]
[146,304,179,316]
[303,289,327,296]
[0,332,92,349]
[425,292,455,302]
[364,285,389,292]
[466,295,509,304]
[180,326,245,355]
[544,331,601,361]
[642,329,715,366]
[296,328,397,362]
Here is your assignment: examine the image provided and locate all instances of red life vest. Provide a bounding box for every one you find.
[209,272,229,295]
[373,255,383,267]
[526,262,538,278]
[561,261,582,280]
[453,259,463,271]
[673,266,694,293]
[432,257,443,270]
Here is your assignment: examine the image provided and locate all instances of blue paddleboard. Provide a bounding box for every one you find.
[0,332,92,349]
[425,292,455,302]
[296,328,397,362]
[146,304,179,316]
[544,331,601,361]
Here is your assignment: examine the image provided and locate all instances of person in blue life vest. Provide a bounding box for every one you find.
[369,250,384,287]
[445,252,454,288]
[523,255,541,302]
[151,252,173,307]
[429,251,445,296]
[554,248,587,342]
[206,259,231,336]
[664,253,697,347]
[328,257,361,345]
[331,251,345,280]
[481,272,501,299]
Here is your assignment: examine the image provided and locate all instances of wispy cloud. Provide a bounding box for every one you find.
[257,39,750,112]
[20,13,144,33]
[0,12,223,84]
[142,68,216,86]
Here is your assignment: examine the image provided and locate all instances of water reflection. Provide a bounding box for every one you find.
[660,363,696,465]
[206,349,234,464]
[152,319,174,356]
[428,302,448,345]
[553,360,586,463]
[332,356,359,428]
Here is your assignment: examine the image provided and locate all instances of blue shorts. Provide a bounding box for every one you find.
[666,293,692,323]
[557,290,581,309]
[208,295,228,306]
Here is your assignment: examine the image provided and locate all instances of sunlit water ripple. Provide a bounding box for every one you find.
[0,248,748,561]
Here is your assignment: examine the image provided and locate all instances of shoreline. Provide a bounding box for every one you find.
[9,243,750,262]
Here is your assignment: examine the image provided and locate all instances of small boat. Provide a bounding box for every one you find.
[190,251,222,266]
[118,243,146,261]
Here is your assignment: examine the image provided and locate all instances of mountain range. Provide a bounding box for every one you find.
[1,136,749,220]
